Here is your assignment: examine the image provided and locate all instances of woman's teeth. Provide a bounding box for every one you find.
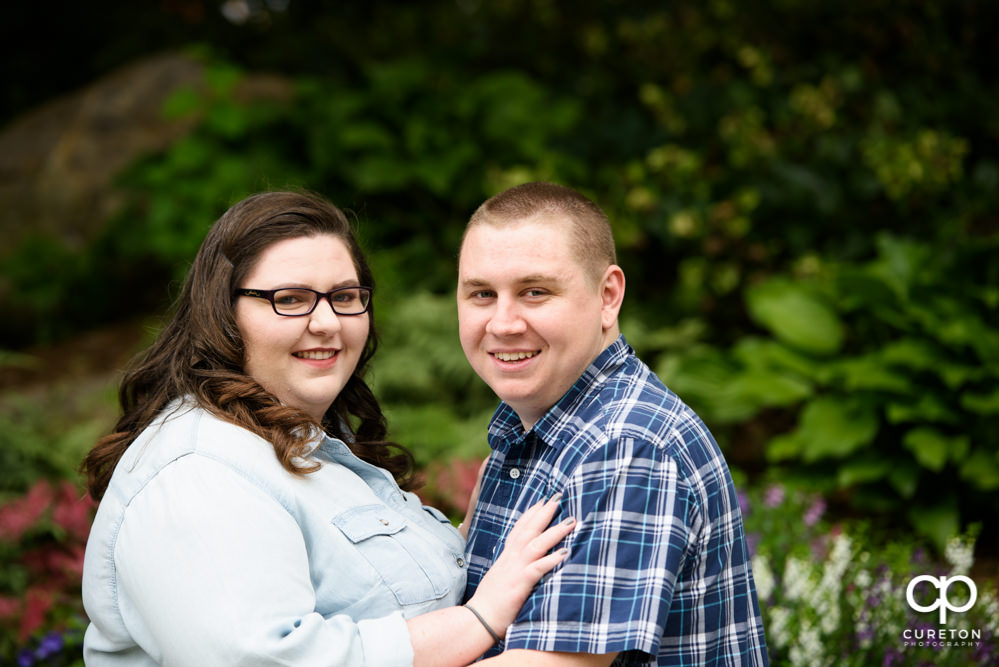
[294,350,336,360]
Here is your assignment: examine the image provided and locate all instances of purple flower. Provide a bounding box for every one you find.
[35,631,64,659]
[737,489,751,515]
[763,484,785,508]
[16,647,35,667]
[882,649,902,666]
[746,531,760,557]
[803,497,826,526]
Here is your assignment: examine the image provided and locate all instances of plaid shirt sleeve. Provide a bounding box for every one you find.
[504,435,698,660]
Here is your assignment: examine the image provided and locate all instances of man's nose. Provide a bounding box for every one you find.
[485,296,527,336]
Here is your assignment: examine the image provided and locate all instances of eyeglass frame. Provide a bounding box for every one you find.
[234,286,373,317]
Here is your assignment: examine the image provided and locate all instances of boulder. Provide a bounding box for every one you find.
[0,50,292,257]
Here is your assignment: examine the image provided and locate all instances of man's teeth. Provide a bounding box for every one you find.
[494,351,538,362]
[295,350,336,360]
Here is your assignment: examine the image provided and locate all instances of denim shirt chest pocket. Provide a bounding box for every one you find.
[332,504,452,606]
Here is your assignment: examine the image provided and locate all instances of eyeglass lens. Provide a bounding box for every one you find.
[272,287,370,315]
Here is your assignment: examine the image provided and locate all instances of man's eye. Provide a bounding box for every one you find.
[524,289,547,297]
[471,290,495,299]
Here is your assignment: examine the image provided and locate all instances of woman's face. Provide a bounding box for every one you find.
[235,234,370,421]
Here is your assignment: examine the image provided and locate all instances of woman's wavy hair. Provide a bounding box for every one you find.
[82,191,415,501]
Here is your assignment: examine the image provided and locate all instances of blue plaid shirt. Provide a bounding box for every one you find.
[463,336,768,666]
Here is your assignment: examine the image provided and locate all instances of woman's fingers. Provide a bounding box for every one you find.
[532,515,576,553]
[506,493,563,540]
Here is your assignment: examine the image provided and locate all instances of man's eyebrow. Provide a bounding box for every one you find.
[515,274,560,284]
[460,274,561,288]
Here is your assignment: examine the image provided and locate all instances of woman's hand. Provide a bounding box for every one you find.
[464,495,575,638]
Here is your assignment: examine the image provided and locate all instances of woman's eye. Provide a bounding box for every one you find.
[332,291,357,303]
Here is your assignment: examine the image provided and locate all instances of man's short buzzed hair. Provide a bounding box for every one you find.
[464,182,617,282]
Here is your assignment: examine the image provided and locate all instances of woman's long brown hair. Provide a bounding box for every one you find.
[81,191,415,501]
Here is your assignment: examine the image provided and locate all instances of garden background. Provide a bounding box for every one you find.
[1,1,997,664]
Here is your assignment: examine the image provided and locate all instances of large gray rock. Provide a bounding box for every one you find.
[0,50,291,257]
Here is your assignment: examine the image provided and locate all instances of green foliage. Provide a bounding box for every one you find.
[370,291,496,467]
[1,0,997,550]
[661,233,999,551]
[0,386,116,498]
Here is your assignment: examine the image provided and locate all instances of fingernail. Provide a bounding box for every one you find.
[557,547,569,555]
[550,493,563,503]
[561,516,576,526]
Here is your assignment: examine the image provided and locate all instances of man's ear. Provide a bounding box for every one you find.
[599,265,625,331]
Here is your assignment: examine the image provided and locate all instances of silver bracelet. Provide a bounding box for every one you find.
[463,603,501,644]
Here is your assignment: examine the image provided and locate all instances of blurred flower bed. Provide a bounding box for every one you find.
[3,468,996,665]
[0,480,93,666]
[742,479,998,666]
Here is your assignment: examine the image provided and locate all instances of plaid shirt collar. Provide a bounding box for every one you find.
[487,334,631,453]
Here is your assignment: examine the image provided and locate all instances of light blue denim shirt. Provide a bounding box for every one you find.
[82,400,466,666]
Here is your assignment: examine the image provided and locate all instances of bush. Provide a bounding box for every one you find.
[658,233,999,550]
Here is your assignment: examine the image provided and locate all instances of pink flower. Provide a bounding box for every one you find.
[0,480,55,542]
[763,484,785,508]
[803,496,826,526]
[418,458,486,517]
[19,587,54,642]
[52,481,96,541]
[0,594,21,621]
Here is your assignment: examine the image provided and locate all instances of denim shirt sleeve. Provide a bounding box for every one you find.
[107,455,415,666]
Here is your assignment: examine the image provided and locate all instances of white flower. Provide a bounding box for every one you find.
[945,534,975,576]
[768,606,792,649]
[752,554,775,602]
[783,556,813,601]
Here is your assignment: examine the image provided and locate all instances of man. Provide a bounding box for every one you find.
[456,182,769,666]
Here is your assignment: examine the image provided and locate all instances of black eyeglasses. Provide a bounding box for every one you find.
[235,286,372,317]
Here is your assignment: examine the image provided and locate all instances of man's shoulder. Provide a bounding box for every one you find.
[590,352,703,440]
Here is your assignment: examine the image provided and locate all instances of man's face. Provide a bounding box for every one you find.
[457,215,622,429]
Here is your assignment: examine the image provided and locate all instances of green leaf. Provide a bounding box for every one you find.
[794,396,879,461]
[887,463,920,499]
[727,370,813,408]
[766,432,802,462]
[959,449,999,491]
[732,338,821,379]
[339,121,396,151]
[879,339,940,372]
[834,355,911,393]
[868,234,933,299]
[902,427,955,472]
[961,387,999,415]
[162,86,203,119]
[837,457,891,487]
[745,279,844,355]
[886,395,959,424]
[908,498,960,555]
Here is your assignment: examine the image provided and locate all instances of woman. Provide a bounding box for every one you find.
[81,191,574,666]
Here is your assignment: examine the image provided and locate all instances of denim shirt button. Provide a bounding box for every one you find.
[455,556,465,568]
